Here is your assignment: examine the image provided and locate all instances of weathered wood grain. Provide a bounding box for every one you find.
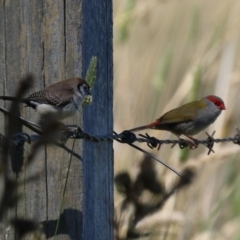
[1,0,113,238]
[0,0,111,239]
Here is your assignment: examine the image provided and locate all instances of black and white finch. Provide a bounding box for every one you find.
[0,78,91,123]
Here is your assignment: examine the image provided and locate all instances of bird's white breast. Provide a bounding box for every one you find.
[34,91,84,120]
[36,104,59,115]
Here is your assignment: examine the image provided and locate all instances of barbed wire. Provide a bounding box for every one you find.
[1,104,240,154]
[1,123,240,154]
[70,127,240,155]
[1,105,240,178]
[2,125,240,179]
[1,77,239,179]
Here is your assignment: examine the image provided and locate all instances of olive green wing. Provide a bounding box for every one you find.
[157,100,206,124]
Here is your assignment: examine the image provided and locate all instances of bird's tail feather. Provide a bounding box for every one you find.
[128,125,149,132]
[128,120,160,132]
[0,96,19,101]
[0,96,35,108]
[147,121,159,128]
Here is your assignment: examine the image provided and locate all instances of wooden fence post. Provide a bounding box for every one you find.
[82,0,114,240]
[0,0,113,239]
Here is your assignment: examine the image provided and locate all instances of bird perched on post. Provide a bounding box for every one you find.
[0,77,91,125]
[128,95,226,142]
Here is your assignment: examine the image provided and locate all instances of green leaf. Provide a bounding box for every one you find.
[85,56,98,88]
[84,56,98,105]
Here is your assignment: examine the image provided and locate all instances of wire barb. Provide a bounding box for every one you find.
[1,107,240,178]
[1,126,240,154]
[205,131,215,155]
[233,127,240,145]
[139,133,161,150]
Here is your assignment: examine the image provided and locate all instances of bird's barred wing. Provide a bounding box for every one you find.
[27,91,71,106]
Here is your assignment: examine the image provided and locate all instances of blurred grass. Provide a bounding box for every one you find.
[113,0,240,239]
[116,0,136,42]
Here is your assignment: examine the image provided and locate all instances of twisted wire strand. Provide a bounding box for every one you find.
[1,127,240,150]
[2,126,239,179]
[0,123,239,179]
[0,105,239,149]
[0,106,240,178]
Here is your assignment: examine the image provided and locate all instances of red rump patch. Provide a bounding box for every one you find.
[147,121,160,128]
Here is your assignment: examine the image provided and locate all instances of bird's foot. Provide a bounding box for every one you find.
[179,135,198,149]
[61,125,84,140]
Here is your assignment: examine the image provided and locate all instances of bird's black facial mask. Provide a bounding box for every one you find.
[78,83,91,97]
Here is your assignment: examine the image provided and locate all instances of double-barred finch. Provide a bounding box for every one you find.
[0,78,91,123]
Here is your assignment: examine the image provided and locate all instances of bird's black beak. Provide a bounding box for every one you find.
[84,89,92,104]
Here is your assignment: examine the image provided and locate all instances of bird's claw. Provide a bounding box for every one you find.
[178,135,198,150]
[64,125,83,139]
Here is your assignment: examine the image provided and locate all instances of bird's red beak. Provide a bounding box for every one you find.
[220,103,226,110]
